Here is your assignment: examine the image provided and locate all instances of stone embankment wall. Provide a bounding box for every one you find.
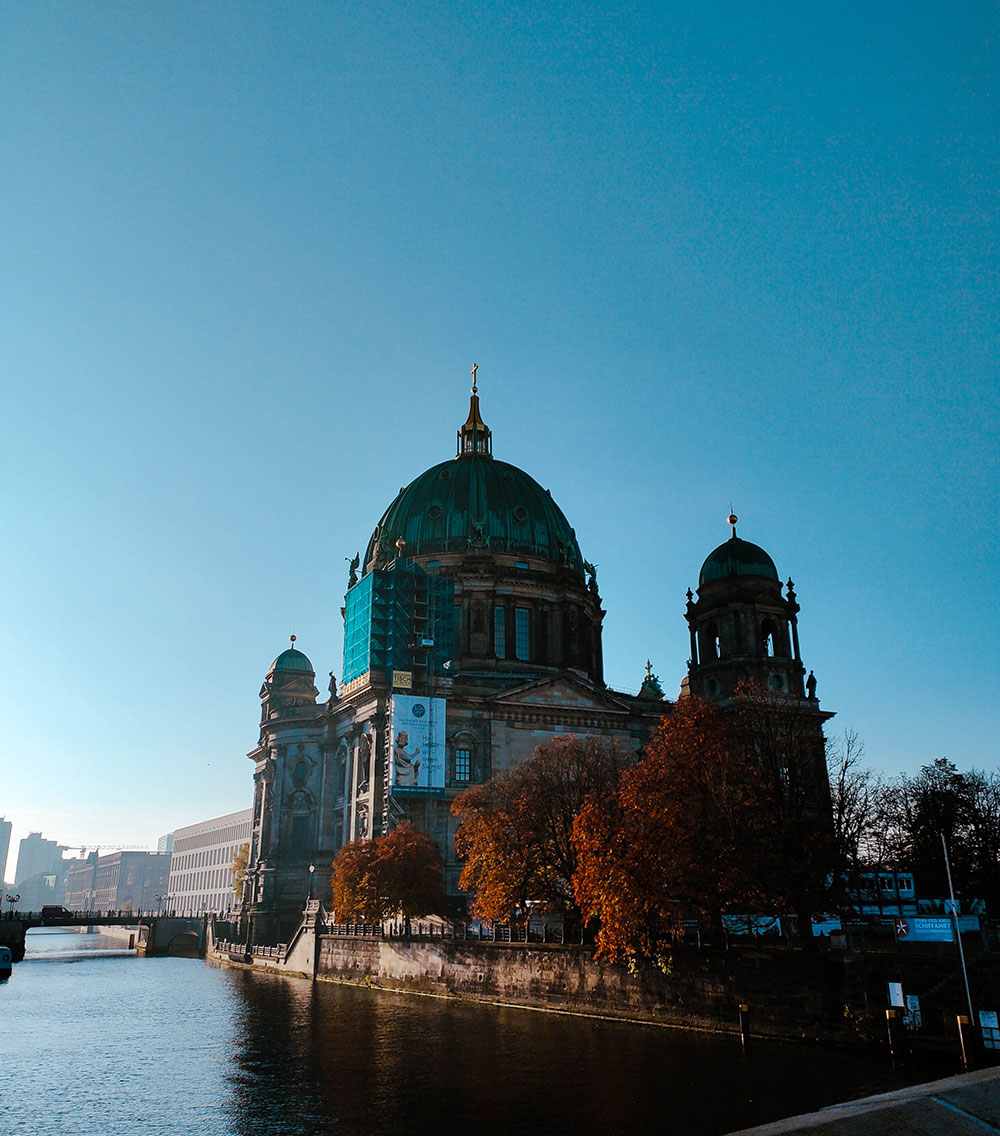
[213,930,1000,1043]
[317,937,850,1038]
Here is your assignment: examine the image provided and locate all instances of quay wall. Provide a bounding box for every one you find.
[317,937,843,1037]
[214,928,1000,1043]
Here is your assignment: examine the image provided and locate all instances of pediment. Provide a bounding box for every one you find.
[494,674,633,714]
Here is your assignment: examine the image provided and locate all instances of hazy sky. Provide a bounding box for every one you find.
[2,2,996,875]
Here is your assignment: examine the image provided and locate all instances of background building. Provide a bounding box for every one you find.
[243,387,833,943]
[167,809,252,916]
[0,817,11,886]
[13,832,66,887]
[65,853,99,911]
[89,851,171,912]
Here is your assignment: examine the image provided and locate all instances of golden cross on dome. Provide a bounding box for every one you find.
[645,659,652,679]
[471,362,478,394]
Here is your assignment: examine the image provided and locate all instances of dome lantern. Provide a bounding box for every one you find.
[457,363,492,457]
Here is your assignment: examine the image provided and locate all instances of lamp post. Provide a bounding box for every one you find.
[942,833,975,1026]
[5,893,20,918]
[308,864,315,902]
[155,893,167,915]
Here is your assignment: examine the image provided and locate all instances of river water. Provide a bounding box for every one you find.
[0,930,951,1135]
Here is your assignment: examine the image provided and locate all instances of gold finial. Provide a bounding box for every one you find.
[471,362,478,394]
[728,511,738,537]
[645,659,652,679]
[290,634,297,645]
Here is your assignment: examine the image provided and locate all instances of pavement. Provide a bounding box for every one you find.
[728,1065,1000,1134]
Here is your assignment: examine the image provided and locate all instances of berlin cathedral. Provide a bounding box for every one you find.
[243,374,832,943]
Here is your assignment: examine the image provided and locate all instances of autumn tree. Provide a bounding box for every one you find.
[331,838,381,921]
[331,823,446,924]
[452,735,633,921]
[573,697,779,963]
[375,822,448,924]
[230,842,250,902]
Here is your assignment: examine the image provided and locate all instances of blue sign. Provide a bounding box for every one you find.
[895,917,953,942]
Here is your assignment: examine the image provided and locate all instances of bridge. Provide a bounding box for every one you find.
[0,909,206,962]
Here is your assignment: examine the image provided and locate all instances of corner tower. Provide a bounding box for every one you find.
[684,514,819,705]
[244,637,326,944]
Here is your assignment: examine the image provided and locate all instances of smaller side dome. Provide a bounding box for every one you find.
[699,536,779,587]
[270,639,315,674]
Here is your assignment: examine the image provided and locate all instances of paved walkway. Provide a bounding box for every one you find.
[729,1065,1000,1134]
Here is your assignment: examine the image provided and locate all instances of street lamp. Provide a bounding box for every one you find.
[155,893,167,915]
[5,893,20,918]
[308,864,315,901]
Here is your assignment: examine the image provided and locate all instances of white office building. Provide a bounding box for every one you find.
[167,808,252,916]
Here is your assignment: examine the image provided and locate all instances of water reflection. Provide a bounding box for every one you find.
[1,939,951,1136]
[220,968,944,1135]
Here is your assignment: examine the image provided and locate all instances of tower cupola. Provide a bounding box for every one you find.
[259,635,319,722]
[457,363,492,456]
[684,515,814,704]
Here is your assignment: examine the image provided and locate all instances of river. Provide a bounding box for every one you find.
[0,929,952,1135]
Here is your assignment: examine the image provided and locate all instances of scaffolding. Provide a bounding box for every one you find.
[343,560,455,686]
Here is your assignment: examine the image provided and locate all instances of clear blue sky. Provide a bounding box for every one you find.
[2,2,996,872]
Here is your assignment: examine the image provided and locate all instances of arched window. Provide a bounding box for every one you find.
[702,622,720,660]
[451,731,478,785]
[761,618,777,658]
[454,748,472,782]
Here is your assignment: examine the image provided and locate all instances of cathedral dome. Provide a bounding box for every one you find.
[365,455,582,571]
[363,388,583,574]
[699,536,779,587]
[269,646,314,674]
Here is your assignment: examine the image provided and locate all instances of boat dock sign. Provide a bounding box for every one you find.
[895,917,953,942]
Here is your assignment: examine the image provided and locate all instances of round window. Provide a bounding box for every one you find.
[428,505,442,520]
[512,505,528,524]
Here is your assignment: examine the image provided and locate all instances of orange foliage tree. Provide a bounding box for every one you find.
[452,735,633,921]
[331,822,446,923]
[573,697,780,963]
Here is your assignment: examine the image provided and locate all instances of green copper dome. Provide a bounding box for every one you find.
[270,647,314,674]
[364,453,583,572]
[699,536,779,587]
[364,385,584,574]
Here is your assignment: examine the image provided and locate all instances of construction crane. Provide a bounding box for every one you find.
[77,844,157,856]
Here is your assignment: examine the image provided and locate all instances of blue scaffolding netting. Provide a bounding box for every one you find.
[342,560,455,686]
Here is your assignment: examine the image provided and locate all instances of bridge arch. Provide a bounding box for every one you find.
[167,930,201,957]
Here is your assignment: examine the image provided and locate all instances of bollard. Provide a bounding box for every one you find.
[885,1008,903,1062]
[738,1004,751,1049]
[957,1015,975,1071]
